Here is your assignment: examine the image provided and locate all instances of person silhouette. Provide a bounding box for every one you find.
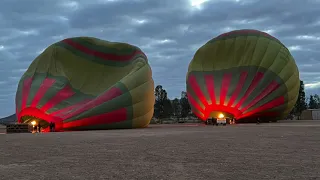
[49,122,53,132]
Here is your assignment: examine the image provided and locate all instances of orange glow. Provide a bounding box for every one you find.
[218,113,224,118]
[31,121,36,126]
[187,72,285,122]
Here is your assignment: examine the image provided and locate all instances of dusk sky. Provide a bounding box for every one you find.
[0,0,320,117]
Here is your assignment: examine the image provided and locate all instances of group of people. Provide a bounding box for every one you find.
[31,122,56,133]
[33,124,42,133]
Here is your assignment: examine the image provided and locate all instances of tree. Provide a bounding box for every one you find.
[154,85,164,119]
[292,80,307,119]
[309,95,317,109]
[154,85,173,120]
[163,99,173,118]
[180,91,191,118]
[171,98,181,117]
[313,94,320,108]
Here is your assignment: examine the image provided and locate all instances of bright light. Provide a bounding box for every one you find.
[191,0,207,6]
[190,0,208,9]
[31,121,36,126]
[288,45,302,51]
[218,113,224,118]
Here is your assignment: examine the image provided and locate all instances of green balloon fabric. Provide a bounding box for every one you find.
[16,37,155,131]
[186,29,300,121]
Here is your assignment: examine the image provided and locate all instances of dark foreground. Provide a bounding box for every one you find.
[1,121,320,180]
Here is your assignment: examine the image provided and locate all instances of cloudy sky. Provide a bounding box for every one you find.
[0,0,320,117]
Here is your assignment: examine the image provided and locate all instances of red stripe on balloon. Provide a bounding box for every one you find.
[63,39,145,62]
[30,78,56,108]
[240,81,280,112]
[21,77,33,110]
[234,72,264,109]
[18,107,62,125]
[63,87,123,119]
[219,73,232,106]
[227,71,248,107]
[188,74,208,107]
[204,104,243,119]
[40,85,76,112]
[204,75,216,105]
[187,92,205,113]
[50,99,91,117]
[192,110,205,120]
[63,108,127,129]
[237,96,285,119]
[247,111,280,118]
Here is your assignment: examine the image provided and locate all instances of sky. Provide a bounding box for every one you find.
[0,0,320,117]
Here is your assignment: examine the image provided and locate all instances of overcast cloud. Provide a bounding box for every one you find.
[0,0,320,117]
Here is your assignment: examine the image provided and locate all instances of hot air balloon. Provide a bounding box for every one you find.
[15,37,154,131]
[186,29,299,123]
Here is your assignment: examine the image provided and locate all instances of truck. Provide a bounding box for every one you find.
[216,113,227,126]
[205,113,227,126]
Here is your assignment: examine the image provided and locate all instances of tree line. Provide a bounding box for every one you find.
[289,80,320,119]
[153,80,317,121]
[153,85,193,122]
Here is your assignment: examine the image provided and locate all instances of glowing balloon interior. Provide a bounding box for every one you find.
[186,29,299,122]
[15,37,155,131]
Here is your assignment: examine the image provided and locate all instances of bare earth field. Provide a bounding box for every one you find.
[1,120,320,180]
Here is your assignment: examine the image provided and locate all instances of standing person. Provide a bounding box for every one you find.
[52,122,55,132]
[38,124,41,132]
[49,122,52,132]
[33,125,37,133]
[257,117,260,124]
[50,122,53,132]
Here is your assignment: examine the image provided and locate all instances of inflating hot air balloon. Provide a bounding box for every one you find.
[15,37,154,131]
[186,29,299,123]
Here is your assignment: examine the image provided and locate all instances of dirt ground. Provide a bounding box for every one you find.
[1,120,320,180]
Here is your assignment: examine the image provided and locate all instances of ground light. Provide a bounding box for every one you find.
[218,113,224,118]
[31,120,36,126]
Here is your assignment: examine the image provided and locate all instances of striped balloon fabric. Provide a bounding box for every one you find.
[187,29,299,122]
[16,37,154,131]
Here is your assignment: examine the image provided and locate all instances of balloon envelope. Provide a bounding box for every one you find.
[186,29,299,122]
[16,37,154,131]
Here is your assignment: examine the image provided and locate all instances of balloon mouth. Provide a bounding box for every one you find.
[199,106,282,122]
[200,105,241,120]
[21,116,50,130]
[18,107,63,131]
[205,110,234,119]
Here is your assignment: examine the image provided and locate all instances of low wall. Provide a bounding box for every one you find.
[0,125,6,133]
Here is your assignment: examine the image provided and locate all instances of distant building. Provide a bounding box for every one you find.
[300,109,320,120]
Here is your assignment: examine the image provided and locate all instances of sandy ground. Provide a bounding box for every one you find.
[1,120,320,180]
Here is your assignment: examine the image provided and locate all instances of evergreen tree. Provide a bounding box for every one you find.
[180,91,191,118]
[308,95,317,109]
[154,85,173,120]
[171,98,181,117]
[293,80,307,119]
[313,94,320,108]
